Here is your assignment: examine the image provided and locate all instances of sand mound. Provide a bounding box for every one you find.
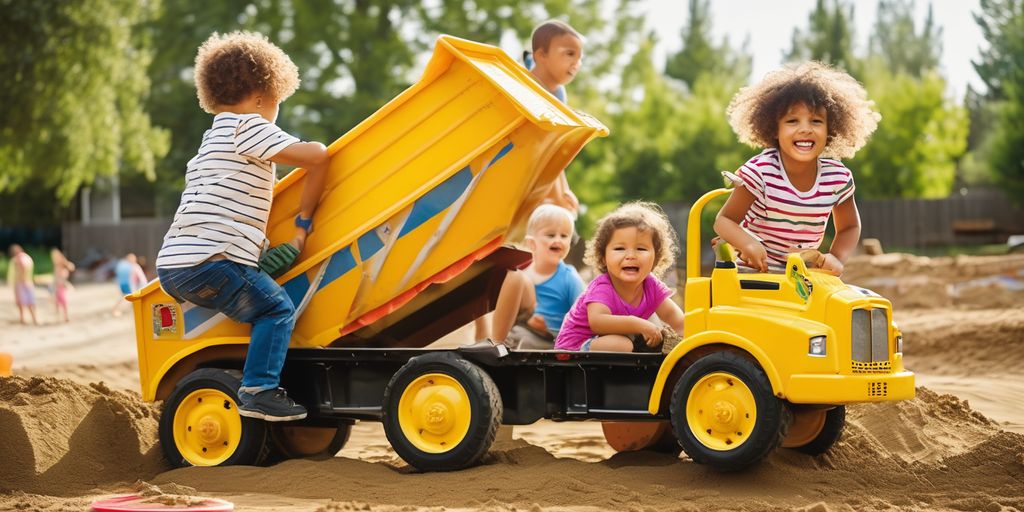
[0,376,167,495]
[844,253,1024,309]
[841,387,995,465]
[898,308,1024,375]
[144,386,1023,511]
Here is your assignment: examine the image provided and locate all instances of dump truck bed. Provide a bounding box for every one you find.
[129,36,608,401]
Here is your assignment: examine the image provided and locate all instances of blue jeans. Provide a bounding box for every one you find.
[158,260,296,395]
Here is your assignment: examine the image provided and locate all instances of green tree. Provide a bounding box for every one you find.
[664,0,751,90]
[849,64,968,198]
[784,0,968,199]
[144,0,604,214]
[144,0,424,213]
[786,0,860,76]
[973,0,1024,202]
[870,0,942,77]
[0,0,169,204]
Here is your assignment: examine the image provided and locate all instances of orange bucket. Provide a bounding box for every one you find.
[0,352,12,377]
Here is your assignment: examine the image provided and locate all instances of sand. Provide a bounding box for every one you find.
[1,254,1023,511]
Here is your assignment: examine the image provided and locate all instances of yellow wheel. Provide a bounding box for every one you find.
[398,373,472,453]
[686,372,757,450]
[382,352,502,471]
[159,369,267,467]
[670,352,787,471]
[172,388,243,466]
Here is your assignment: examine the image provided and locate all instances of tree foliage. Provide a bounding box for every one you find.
[0,0,169,204]
[143,0,605,214]
[664,0,751,90]
[870,0,942,77]
[973,0,1024,202]
[583,0,750,209]
[849,64,968,198]
[786,0,967,199]
[786,0,860,76]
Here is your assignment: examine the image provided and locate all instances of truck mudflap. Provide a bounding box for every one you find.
[785,371,915,404]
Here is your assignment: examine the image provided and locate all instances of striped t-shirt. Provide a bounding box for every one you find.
[156,113,300,269]
[735,148,856,268]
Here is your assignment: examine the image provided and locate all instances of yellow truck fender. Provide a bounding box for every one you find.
[647,330,784,415]
[143,338,250,401]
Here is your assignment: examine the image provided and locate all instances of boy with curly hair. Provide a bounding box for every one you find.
[156,31,330,421]
[715,61,880,276]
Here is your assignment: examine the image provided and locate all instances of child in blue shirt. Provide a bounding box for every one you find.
[480,204,585,349]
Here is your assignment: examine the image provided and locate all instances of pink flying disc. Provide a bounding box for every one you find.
[91,494,234,511]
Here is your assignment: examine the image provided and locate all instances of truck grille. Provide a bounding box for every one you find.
[851,308,890,372]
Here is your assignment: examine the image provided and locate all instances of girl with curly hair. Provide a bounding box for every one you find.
[715,61,880,276]
[555,202,684,352]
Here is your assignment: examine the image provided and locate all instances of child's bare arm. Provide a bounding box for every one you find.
[655,297,685,333]
[714,187,767,271]
[543,171,579,215]
[822,197,862,274]
[270,142,330,249]
[586,302,662,342]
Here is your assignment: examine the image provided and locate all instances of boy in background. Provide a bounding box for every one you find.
[527,20,584,215]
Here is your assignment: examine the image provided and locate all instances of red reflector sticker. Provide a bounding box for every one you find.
[152,304,178,338]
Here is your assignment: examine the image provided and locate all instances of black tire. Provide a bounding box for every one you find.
[792,405,845,455]
[267,423,352,462]
[669,351,788,471]
[382,352,502,472]
[650,424,683,456]
[159,368,268,467]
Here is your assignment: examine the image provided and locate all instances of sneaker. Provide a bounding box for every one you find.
[237,387,307,422]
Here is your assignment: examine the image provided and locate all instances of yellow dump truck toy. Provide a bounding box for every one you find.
[130,36,914,472]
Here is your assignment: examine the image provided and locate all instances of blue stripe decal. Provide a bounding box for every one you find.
[282,272,311,306]
[488,142,514,167]
[308,142,516,295]
[358,230,384,260]
[318,245,356,291]
[399,167,473,237]
[398,142,514,238]
[184,305,219,333]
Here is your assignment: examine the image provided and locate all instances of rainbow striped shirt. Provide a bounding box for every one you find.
[735,148,855,268]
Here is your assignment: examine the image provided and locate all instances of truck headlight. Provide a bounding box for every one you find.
[896,334,903,354]
[809,336,827,357]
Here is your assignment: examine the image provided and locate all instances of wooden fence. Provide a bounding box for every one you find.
[663,187,1024,254]
[857,189,1024,249]
[62,218,172,273]
[59,189,1023,278]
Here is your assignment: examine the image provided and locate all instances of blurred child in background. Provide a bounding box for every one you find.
[50,248,75,323]
[7,244,39,325]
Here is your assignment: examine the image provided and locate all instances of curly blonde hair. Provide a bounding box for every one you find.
[727,61,880,159]
[194,31,300,114]
[584,202,679,277]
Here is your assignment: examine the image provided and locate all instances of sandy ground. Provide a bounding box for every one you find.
[1,253,1023,511]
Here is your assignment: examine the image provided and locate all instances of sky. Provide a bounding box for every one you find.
[640,0,987,99]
